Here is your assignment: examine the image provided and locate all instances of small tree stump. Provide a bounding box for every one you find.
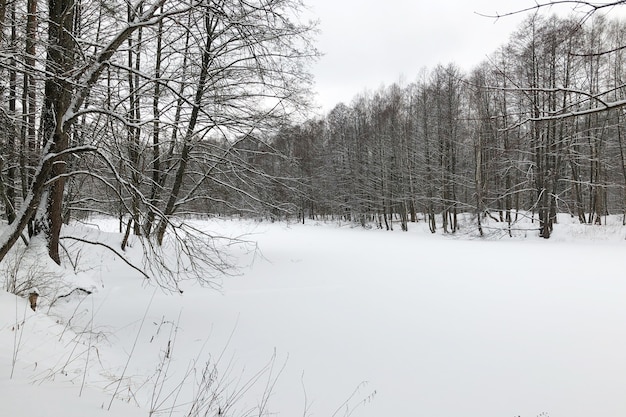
[28,291,39,311]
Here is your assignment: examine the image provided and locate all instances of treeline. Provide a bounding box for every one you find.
[1,3,626,280]
[268,15,626,238]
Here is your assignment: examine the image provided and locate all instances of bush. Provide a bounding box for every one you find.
[1,244,61,302]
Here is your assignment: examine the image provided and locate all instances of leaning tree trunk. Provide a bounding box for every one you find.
[155,7,216,245]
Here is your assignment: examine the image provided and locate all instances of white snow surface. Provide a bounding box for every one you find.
[1,215,626,417]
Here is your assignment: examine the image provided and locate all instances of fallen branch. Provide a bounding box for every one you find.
[59,236,151,281]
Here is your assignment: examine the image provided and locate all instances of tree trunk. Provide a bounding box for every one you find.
[6,0,16,224]
[43,0,75,264]
[156,8,217,245]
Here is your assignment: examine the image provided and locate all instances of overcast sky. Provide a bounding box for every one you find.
[306,0,600,113]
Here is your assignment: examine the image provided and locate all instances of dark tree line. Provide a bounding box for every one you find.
[268,14,626,238]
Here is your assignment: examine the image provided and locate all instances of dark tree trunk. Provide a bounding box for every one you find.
[6,0,16,224]
[156,8,217,245]
[43,0,75,264]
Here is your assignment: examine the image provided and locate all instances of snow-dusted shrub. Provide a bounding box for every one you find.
[1,241,62,300]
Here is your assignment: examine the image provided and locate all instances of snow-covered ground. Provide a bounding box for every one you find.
[2,215,626,417]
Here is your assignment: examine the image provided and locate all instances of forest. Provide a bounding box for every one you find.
[270,14,626,239]
[0,0,317,283]
[0,0,625,271]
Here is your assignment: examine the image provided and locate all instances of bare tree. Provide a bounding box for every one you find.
[0,0,318,286]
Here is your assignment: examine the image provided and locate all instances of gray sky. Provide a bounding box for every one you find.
[307,0,586,112]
